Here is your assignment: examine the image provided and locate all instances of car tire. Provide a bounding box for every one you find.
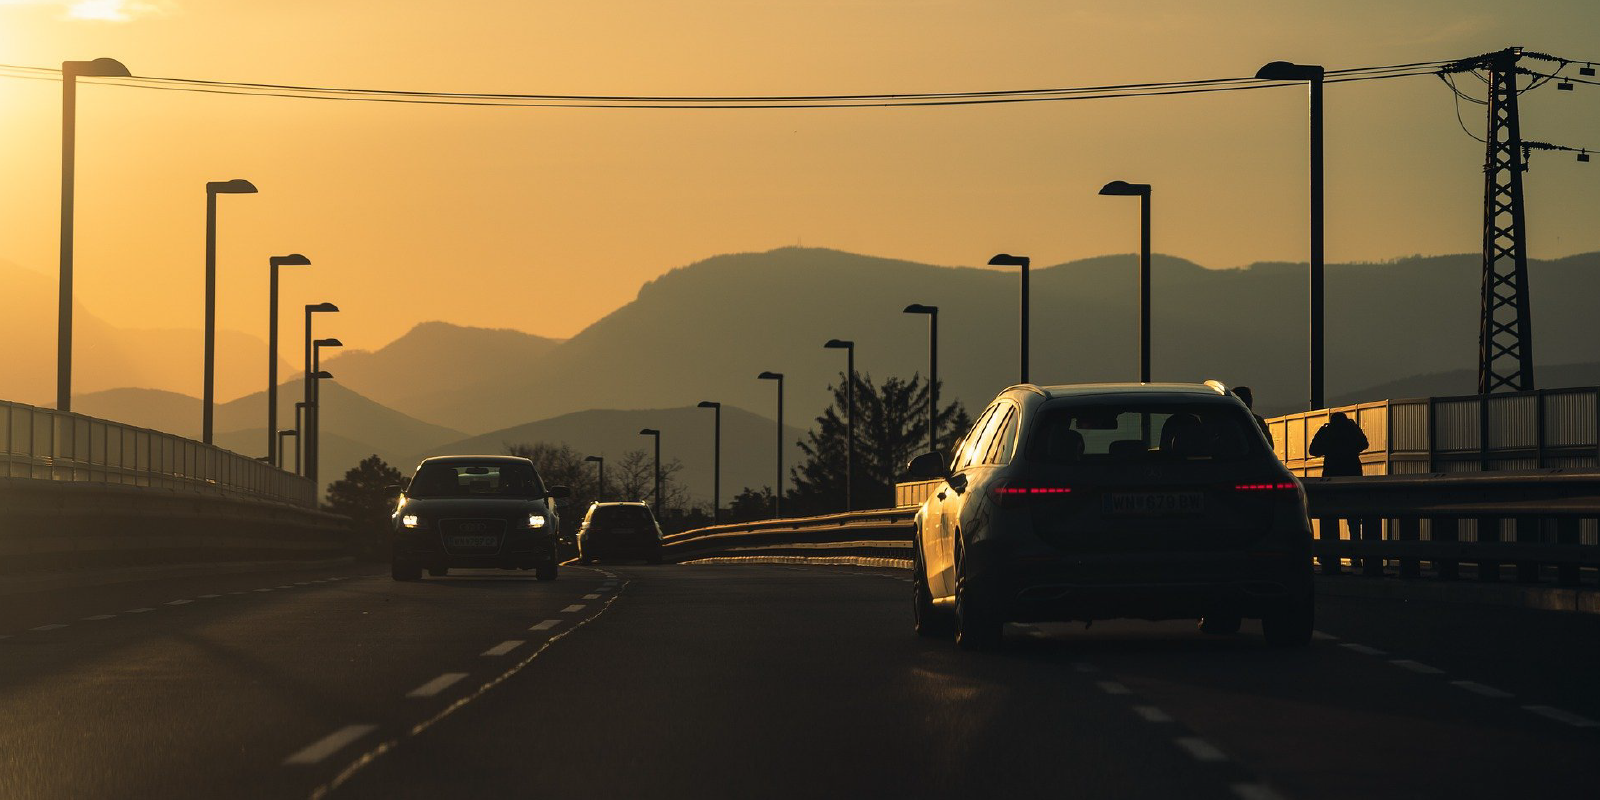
[1199,613,1242,635]
[428,566,449,578]
[391,561,422,582]
[1262,591,1314,648]
[536,560,558,581]
[953,544,1002,650]
[912,534,952,638]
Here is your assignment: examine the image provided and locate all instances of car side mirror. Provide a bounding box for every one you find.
[385,483,405,495]
[906,451,950,480]
[547,485,572,499]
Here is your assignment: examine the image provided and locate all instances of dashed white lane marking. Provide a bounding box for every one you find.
[1451,680,1514,699]
[165,599,192,605]
[1311,630,1339,641]
[582,594,601,600]
[284,724,378,765]
[1071,662,1098,674]
[253,588,273,593]
[81,614,116,621]
[1174,737,1229,762]
[228,591,246,595]
[1339,643,1387,656]
[126,608,155,613]
[561,604,586,613]
[276,585,294,589]
[482,640,524,657]
[31,624,67,631]
[1096,681,1132,695]
[294,582,310,586]
[1390,659,1445,675]
[529,620,560,631]
[1132,705,1174,723]
[198,594,221,599]
[406,673,469,698]
[1522,705,1600,728]
[1232,783,1289,800]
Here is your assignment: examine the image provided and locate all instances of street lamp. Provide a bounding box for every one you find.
[639,428,661,519]
[202,178,258,444]
[293,401,309,474]
[277,429,298,471]
[585,455,604,501]
[1098,181,1153,383]
[311,338,342,488]
[302,303,338,486]
[823,339,855,512]
[57,57,131,414]
[697,401,721,523]
[757,371,784,518]
[266,254,310,465]
[902,304,939,455]
[1256,59,1327,410]
[988,253,1031,384]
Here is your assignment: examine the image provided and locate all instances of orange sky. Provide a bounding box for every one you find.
[1,1,1598,402]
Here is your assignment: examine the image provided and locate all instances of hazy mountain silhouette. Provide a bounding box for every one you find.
[315,322,564,429]
[411,405,805,505]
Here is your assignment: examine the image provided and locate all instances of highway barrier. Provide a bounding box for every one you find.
[663,508,915,568]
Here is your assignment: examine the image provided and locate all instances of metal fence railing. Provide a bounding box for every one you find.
[0,399,316,508]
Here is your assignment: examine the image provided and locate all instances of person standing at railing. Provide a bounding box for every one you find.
[1309,412,1368,477]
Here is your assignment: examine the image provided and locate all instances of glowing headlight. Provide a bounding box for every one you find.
[527,514,548,529]
[401,514,422,528]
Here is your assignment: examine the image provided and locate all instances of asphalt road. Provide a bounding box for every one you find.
[1,562,1596,799]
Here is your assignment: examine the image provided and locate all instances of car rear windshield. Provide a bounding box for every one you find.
[407,462,546,498]
[1026,402,1264,464]
[592,506,655,525]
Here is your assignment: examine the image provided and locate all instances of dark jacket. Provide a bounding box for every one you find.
[1309,418,1368,477]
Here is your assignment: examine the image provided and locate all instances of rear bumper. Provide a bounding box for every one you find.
[579,536,663,559]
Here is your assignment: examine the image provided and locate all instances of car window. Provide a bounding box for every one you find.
[957,403,1007,471]
[407,462,547,498]
[593,506,655,525]
[1026,402,1261,464]
[984,405,1019,465]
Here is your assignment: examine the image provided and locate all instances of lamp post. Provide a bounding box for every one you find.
[311,338,342,487]
[202,179,258,444]
[585,455,604,501]
[277,429,298,470]
[988,253,1031,384]
[757,371,784,518]
[307,370,332,487]
[639,428,661,519]
[57,57,131,414]
[266,254,310,465]
[302,303,338,485]
[697,401,721,523]
[293,401,308,474]
[902,304,939,454]
[1098,181,1153,383]
[823,339,855,512]
[1257,59,1326,410]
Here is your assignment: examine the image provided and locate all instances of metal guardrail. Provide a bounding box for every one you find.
[669,471,1600,590]
[0,399,315,508]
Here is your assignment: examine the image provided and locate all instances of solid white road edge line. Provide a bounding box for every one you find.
[284,725,379,765]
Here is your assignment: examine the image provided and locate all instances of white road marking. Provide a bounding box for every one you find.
[1232,783,1289,800]
[81,614,116,621]
[1390,659,1445,674]
[1071,662,1098,673]
[276,585,294,589]
[294,582,310,586]
[165,599,192,606]
[1132,705,1173,723]
[283,724,378,765]
[197,594,221,599]
[254,588,273,593]
[1451,680,1514,699]
[1311,630,1339,641]
[482,640,524,657]
[1522,705,1600,728]
[529,620,561,631]
[125,607,155,613]
[31,624,67,631]
[1339,643,1387,656]
[1174,737,1229,762]
[583,594,601,600]
[561,604,586,613]
[228,591,246,595]
[406,673,469,698]
[1095,681,1131,695]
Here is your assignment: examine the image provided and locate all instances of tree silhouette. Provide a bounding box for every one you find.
[788,372,969,514]
[324,454,402,560]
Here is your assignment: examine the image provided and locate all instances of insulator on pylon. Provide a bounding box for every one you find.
[1580,65,1596,77]
[1580,151,1592,163]
[1557,81,1574,90]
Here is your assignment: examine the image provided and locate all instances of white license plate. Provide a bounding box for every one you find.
[1105,492,1205,516]
[447,535,499,548]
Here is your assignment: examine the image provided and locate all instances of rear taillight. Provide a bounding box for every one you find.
[1233,482,1298,491]
[992,483,1072,506]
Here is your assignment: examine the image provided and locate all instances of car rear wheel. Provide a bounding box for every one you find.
[1262,591,1314,648]
[536,560,558,581]
[391,561,422,582]
[912,534,952,638]
[953,543,1002,650]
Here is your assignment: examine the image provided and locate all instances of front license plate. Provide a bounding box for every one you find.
[447,535,499,548]
[1104,492,1205,516]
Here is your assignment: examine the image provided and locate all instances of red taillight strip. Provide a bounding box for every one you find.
[994,487,1073,495]
[1234,482,1298,491]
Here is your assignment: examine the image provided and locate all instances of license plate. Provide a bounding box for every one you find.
[447,535,499,548]
[1104,492,1205,516]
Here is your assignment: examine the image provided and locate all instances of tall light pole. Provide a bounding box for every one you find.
[903,304,939,454]
[307,370,332,489]
[57,57,131,413]
[1098,181,1153,383]
[293,401,309,474]
[823,339,855,512]
[988,253,1031,384]
[302,303,338,485]
[311,338,342,488]
[1257,60,1326,410]
[697,401,721,523]
[757,371,784,518]
[639,428,661,519]
[266,254,310,465]
[585,455,604,501]
[277,429,298,470]
[202,178,258,444]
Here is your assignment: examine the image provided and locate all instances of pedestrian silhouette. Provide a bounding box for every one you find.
[1233,386,1273,448]
[1309,411,1368,477]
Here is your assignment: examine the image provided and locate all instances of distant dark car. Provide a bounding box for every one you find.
[390,455,570,581]
[577,502,664,564]
[907,382,1314,650]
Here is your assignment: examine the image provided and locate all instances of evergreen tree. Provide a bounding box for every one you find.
[324,454,403,560]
